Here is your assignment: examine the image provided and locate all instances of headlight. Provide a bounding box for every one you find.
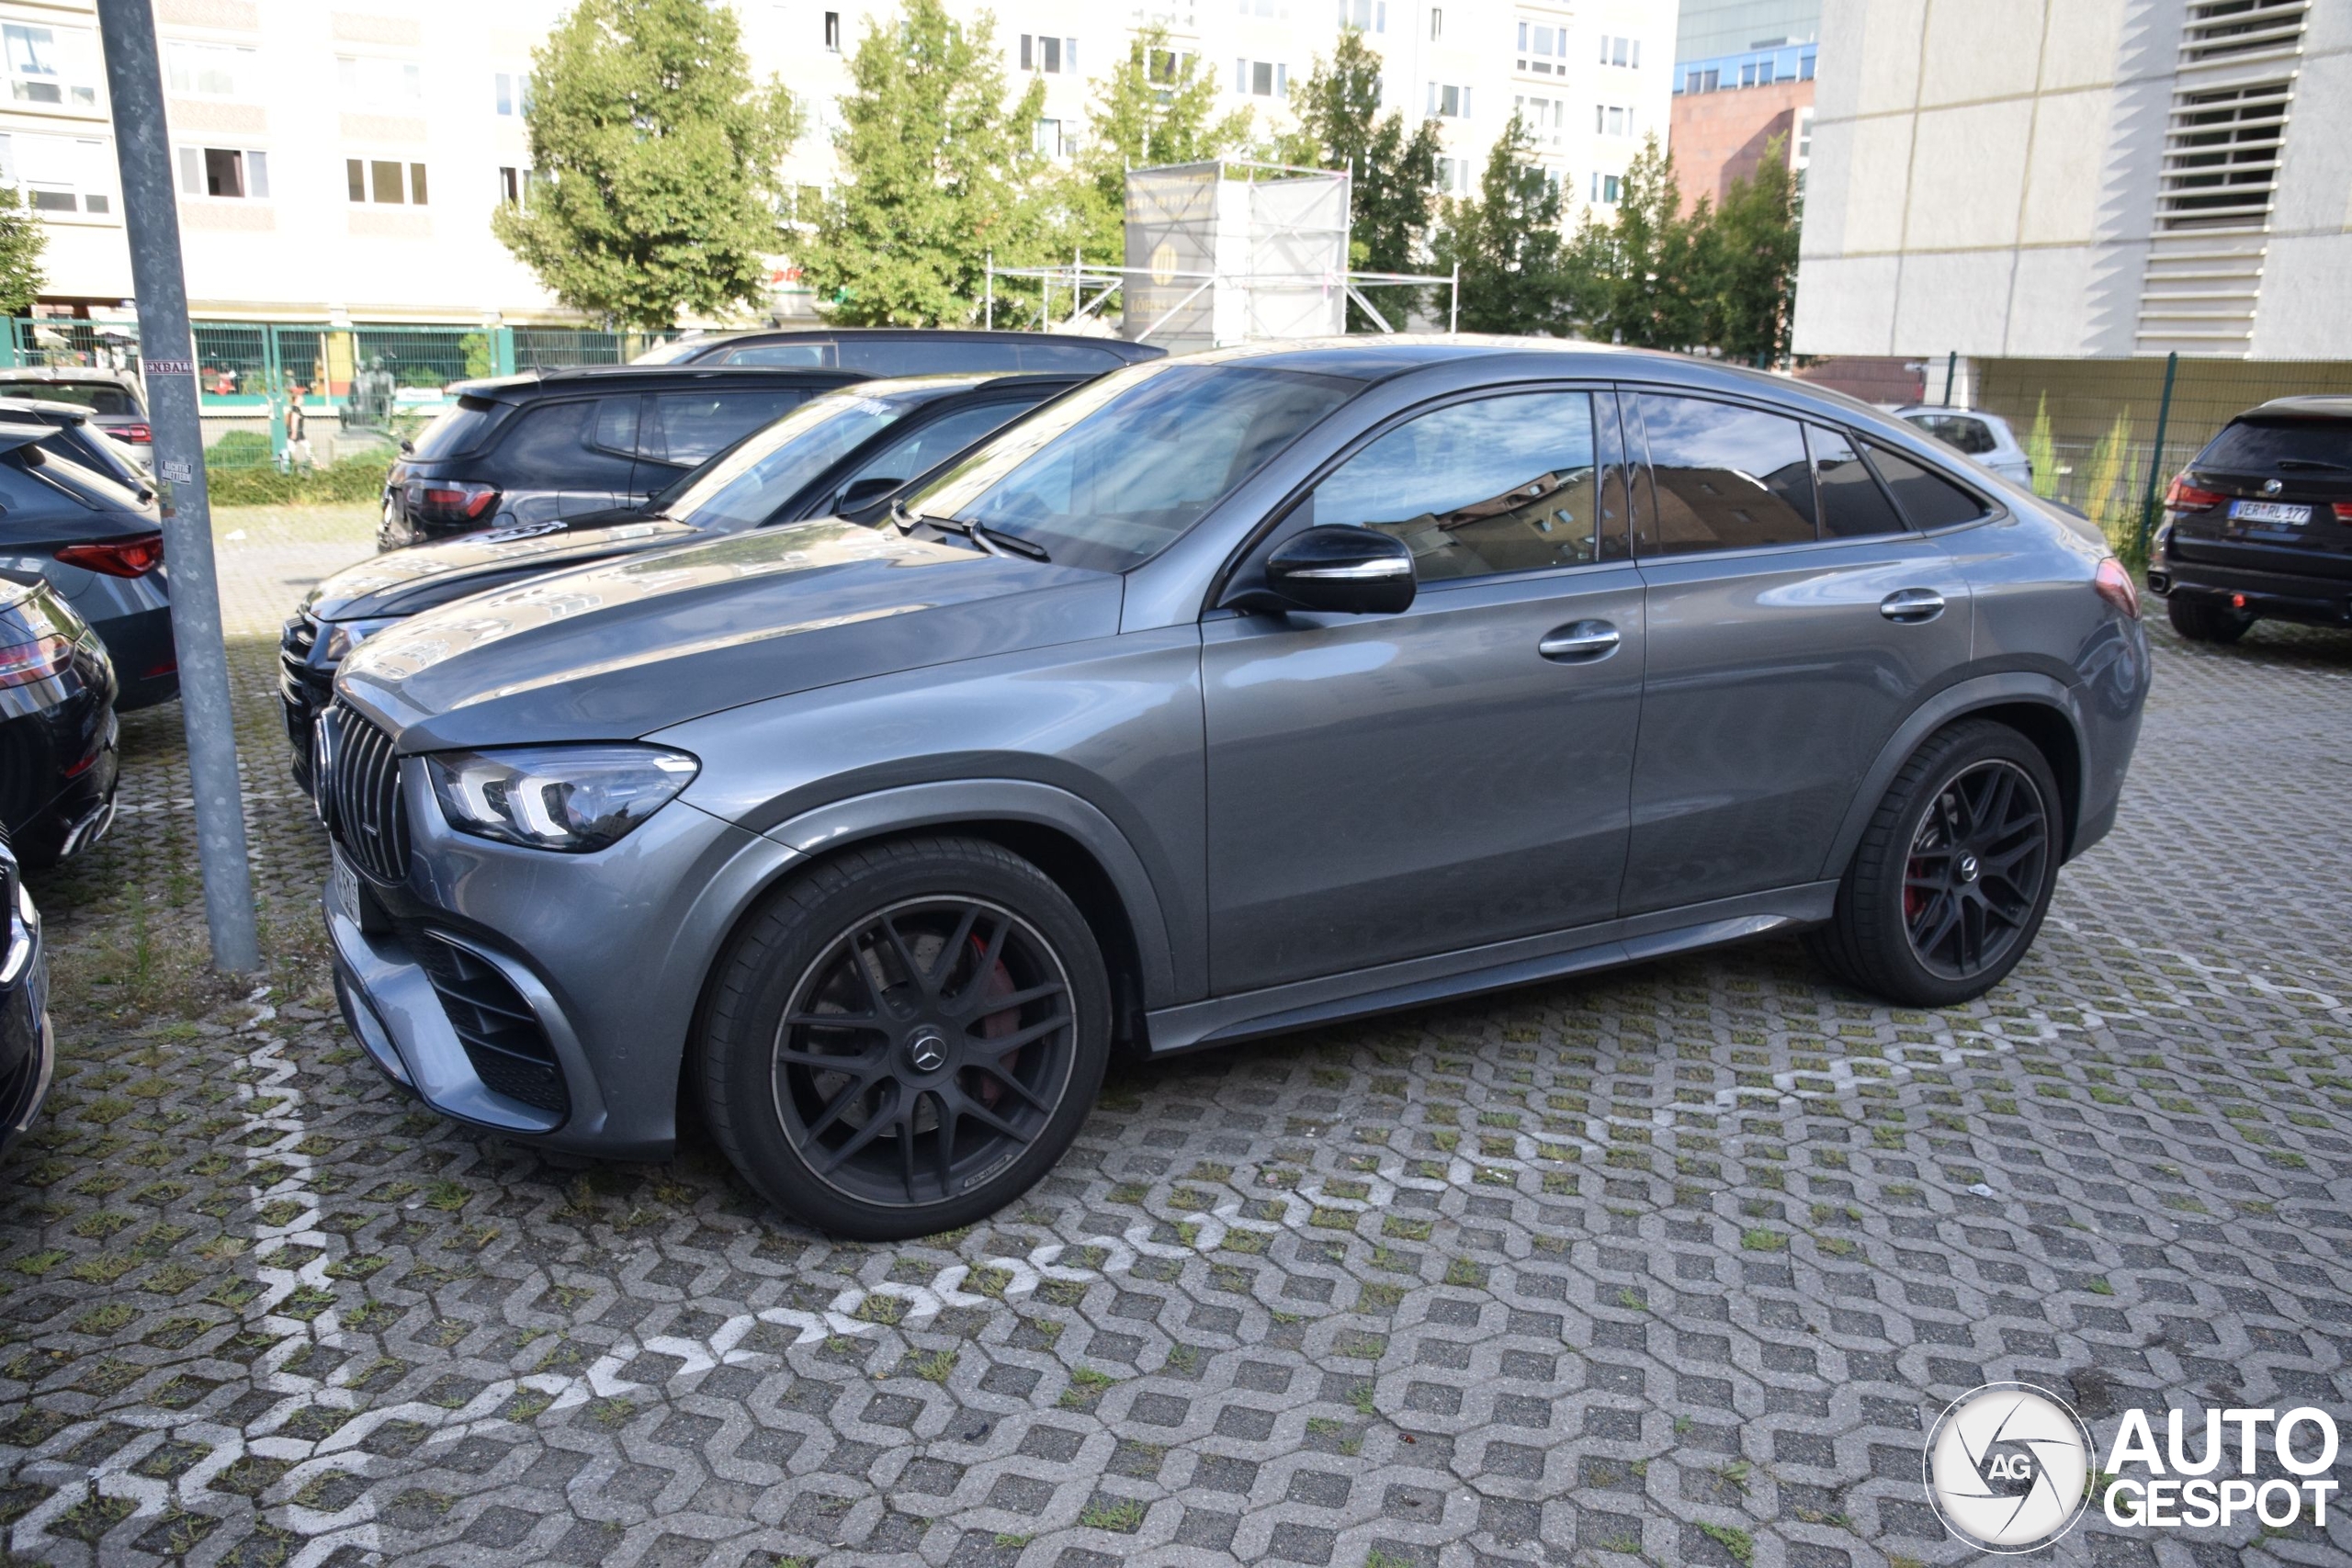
[424,745,699,852]
[320,617,402,662]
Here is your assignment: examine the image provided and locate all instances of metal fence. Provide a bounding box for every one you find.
[1,319,685,466]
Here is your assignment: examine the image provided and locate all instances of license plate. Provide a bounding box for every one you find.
[331,851,359,921]
[2229,500,2311,525]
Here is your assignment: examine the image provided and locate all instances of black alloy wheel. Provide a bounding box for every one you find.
[1900,760,2050,982]
[774,897,1076,1209]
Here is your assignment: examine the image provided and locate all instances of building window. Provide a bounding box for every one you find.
[1592,172,1620,204]
[1240,0,1288,17]
[823,10,841,50]
[337,55,423,107]
[1601,35,1637,67]
[5,23,100,108]
[1429,7,1442,39]
[1021,35,1076,73]
[1515,20,1564,74]
[1438,155,1473,196]
[1429,82,1470,117]
[1596,103,1630,136]
[494,72,532,116]
[1237,58,1288,96]
[165,40,255,98]
[346,158,429,205]
[497,165,543,208]
[1338,0,1386,32]
[0,131,112,214]
[1513,93,1566,147]
[177,144,268,199]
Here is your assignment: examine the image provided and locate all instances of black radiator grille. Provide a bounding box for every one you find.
[412,933,568,1117]
[324,701,410,883]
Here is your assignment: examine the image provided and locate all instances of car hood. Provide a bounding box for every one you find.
[306,514,699,620]
[335,518,1125,750]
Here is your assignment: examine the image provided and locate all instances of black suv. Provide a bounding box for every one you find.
[638,328,1164,376]
[379,366,864,548]
[2149,396,2352,642]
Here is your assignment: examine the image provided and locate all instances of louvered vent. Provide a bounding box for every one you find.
[2156,81,2292,232]
[2180,0,2306,64]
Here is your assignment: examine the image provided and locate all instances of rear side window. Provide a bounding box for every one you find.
[492,399,636,486]
[1810,425,1907,538]
[643,388,813,467]
[1305,390,1599,581]
[1865,443,1988,530]
[1903,412,1996,456]
[410,396,505,459]
[1635,394,1815,555]
[719,343,835,367]
[2198,418,2352,472]
[834,340,1023,376]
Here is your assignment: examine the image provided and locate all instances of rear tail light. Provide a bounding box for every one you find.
[0,634,73,689]
[2094,557,2141,620]
[2333,502,2352,523]
[116,423,152,444]
[2164,474,2222,512]
[54,532,164,578]
[406,479,500,527]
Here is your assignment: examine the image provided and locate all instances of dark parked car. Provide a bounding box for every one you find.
[0,830,52,1159]
[0,367,150,451]
[0,421,175,710]
[0,570,119,866]
[377,366,866,549]
[284,372,1087,788]
[1,397,154,487]
[637,327,1164,376]
[320,338,2149,1238]
[2146,396,2352,641]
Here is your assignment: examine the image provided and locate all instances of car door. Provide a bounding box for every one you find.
[631,384,828,503]
[1200,386,1646,996]
[1622,391,1973,914]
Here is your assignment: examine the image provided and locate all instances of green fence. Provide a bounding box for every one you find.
[1,319,685,466]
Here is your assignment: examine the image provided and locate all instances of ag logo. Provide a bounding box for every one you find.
[1149,242,1179,287]
[1923,1382,2093,1553]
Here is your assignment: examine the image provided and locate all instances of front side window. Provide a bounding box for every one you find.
[1864,444,1988,530]
[1304,392,1599,581]
[906,363,1354,575]
[1635,393,1815,555]
[1810,425,1906,538]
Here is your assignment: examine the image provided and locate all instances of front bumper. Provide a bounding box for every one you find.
[322,760,800,1158]
[278,616,335,794]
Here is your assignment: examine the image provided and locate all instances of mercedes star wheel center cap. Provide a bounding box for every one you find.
[907,1029,949,1073]
[1957,852,1982,884]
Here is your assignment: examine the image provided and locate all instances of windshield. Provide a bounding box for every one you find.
[665,386,947,530]
[903,363,1355,573]
[2199,419,2352,472]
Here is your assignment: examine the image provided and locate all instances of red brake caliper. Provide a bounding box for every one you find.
[969,934,1019,1109]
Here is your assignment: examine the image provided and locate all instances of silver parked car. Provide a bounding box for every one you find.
[320,338,2151,1238]
[1893,405,2034,488]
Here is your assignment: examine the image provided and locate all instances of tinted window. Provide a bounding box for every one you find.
[1306,392,1598,581]
[668,389,933,529]
[2198,418,2352,472]
[1014,342,1123,371]
[0,381,133,415]
[1635,394,1815,555]
[494,399,635,487]
[836,340,1022,376]
[835,400,1040,497]
[411,396,504,458]
[910,363,1353,575]
[643,388,813,467]
[1810,425,1906,538]
[1864,443,1988,529]
[719,343,835,367]
[1903,412,1996,456]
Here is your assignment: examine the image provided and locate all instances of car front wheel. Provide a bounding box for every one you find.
[1808,721,2062,1008]
[698,835,1111,1240]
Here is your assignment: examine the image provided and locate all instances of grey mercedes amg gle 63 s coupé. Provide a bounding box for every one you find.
[317,338,2150,1238]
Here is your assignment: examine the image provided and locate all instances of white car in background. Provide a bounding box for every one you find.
[1892,406,2034,488]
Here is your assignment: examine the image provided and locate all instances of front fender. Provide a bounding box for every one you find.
[1816,670,2091,883]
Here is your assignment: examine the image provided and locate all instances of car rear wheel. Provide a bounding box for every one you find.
[697,835,1111,1240]
[1807,721,2062,1008]
[2165,592,2253,644]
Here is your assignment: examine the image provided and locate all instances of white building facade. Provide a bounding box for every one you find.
[1,0,1675,327]
[1792,0,2352,362]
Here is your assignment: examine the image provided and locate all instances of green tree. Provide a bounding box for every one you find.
[809,0,1046,326]
[1581,135,1704,349]
[0,186,43,318]
[493,0,803,329]
[1285,29,1442,330]
[1430,114,1571,335]
[2026,393,2058,498]
[1057,28,1250,266]
[1697,135,1801,365]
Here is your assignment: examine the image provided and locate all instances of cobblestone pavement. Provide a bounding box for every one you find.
[4,506,2350,1568]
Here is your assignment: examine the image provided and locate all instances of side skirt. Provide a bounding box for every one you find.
[1141,883,1838,1055]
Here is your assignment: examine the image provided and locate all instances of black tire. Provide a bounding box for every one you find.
[697,834,1111,1240]
[1807,720,2062,1008]
[2165,592,2253,644]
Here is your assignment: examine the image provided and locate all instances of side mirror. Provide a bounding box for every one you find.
[836,476,901,514]
[1251,525,1416,615]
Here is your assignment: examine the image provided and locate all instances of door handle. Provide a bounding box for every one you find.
[1538,620,1621,661]
[1880,588,1945,623]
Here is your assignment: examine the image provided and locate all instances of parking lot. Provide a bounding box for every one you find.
[1,501,2347,1568]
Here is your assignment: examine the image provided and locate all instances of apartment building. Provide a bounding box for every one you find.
[0,0,1676,328]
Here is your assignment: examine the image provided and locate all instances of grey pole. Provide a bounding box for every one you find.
[96,0,260,974]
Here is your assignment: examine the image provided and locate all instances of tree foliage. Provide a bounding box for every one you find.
[1283,30,1442,329]
[494,0,803,329]
[808,0,1046,326]
[1700,135,1801,364]
[1057,28,1250,267]
[0,186,45,318]
[1430,115,1572,335]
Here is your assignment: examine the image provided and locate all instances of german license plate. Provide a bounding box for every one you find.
[2229,500,2311,525]
[331,850,359,921]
